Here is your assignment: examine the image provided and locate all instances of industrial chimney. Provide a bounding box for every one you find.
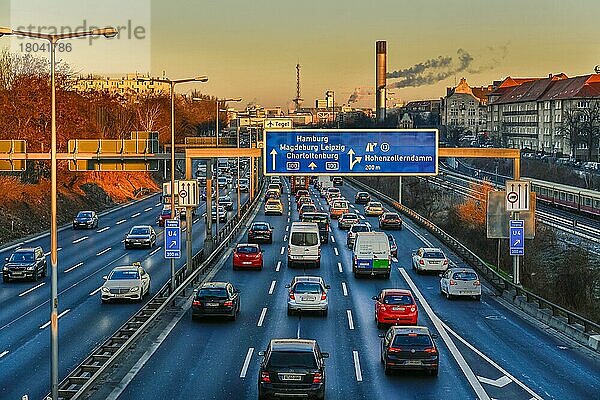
[376,40,387,122]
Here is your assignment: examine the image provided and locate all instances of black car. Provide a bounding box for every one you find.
[300,212,329,244]
[124,225,157,249]
[380,326,439,376]
[332,177,343,186]
[248,222,273,243]
[355,191,371,204]
[73,210,98,229]
[191,281,240,320]
[3,247,47,282]
[258,339,328,400]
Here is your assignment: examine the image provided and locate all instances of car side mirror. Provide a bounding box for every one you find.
[285,284,290,288]
[258,351,265,356]
[102,275,108,280]
[438,274,443,278]
[321,352,329,358]
[378,333,385,338]
[371,296,378,301]
[325,285,331,289]
[193,288,198,293]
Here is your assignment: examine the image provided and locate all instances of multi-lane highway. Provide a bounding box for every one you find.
[100,179,600,400]
[0,185,249,400]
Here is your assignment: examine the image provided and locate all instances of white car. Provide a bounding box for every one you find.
[439,268,481,300]
[286,276,330,316]
[412,247,449,273]
[101,263,150,303]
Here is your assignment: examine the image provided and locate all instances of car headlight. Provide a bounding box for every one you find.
[2,266,8,271]
[27,266,35,271]
[101,287,110,293]
[130,286,139,292]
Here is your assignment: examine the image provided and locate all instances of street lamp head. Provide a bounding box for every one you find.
[92,27,118,38]
[229,97,242,102]
[195,76,209,82]
[0,27,13,37]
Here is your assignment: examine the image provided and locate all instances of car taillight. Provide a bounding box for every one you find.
[449,279,457,286]
[223,300,233,307]
[260,371,271,383]
[289,292,295,300]
[312,372,322,383]
[443,259,449,265]
[424,347,438,355]
[419,259,425,265]
[410,306,416,313]
[192,300,201,306]
[321,292,327,300]
[388,347,402,353]
[474,280,481,286]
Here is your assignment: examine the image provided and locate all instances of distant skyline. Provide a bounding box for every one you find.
[1,0,600,108]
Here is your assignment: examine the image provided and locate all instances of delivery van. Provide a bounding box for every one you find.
[288,222,321,268]
[352,232,391,279]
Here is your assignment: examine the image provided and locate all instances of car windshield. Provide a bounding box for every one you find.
[303,216,327,224]
[252,223,269,231]
[218,196,230,202]
[130,227,149,235]
[109,270,140,280]
[302,205,316,212]
[291,232,319,246]
[343,214,358,220]
[10,252,34,262]
[239,179,248,184]
[370,202,382,207]
[196,288,228,299]
[352,225,370,233]
[293,282,322,294]
[392,334,433,347]
[77,212,92,218]
[358,193,368,197]
[266,200,279,206]
[383,295,414,305]
[424,251,445,259]
[237,245,259,254]
[453,271,478,281]
[384,213,399,219]
[333,201,348,208]
[267,351,317,369]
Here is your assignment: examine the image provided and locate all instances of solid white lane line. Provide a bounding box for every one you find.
[116,219,126,225]
[338,262,343,273]
[57,247,62,251]
[285,225,289,232]
[96,247,111,256]
[89,287,102,296]
[276,261,281,272]
[268,280,276,295]
[72,236,88,244]
[331,236,335,243]
[341,282,348,296]
[40,309,70,330]
[399,268,490,400]
[257,307,268,327]
[240,348,254,378]
[97,227,110,233]
[144,207,153,212]
[64,262,83,273]
[334,248,339,256]
[149,246,162,256]
[280,247,285,255]
[353,351,363,382]
[347,309,354,330]
[0,350,8,359]
[18,282,45,297]
[131,212,141,218]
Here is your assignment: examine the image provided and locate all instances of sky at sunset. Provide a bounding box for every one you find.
[1,0,600,109]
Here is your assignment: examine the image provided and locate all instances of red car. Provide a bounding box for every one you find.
[157,207,173,227]
[372,289,418,328]
[233,243,263,270]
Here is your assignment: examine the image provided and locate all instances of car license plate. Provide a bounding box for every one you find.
[392,307,404,311]
[13,272,23,276]
[406,360,422,366]
[206,303,219,307]
[279,374,302,381]
[242,261,251,265]
[301,295,316,301]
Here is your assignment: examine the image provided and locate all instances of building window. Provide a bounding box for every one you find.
[577,100,590,109]
[544,101,550,110]
[555,100,561,110]
[555,114,562,123]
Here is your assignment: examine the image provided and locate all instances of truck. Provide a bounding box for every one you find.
[289,176,309,195]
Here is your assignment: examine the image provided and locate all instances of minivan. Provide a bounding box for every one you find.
[288,222,321,268]
[352,232,391,279]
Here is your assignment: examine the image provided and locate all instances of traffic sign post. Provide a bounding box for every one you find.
[164,219,181,259]
[264,129,438,176]
[264,118,293,129]
[505,180,530,211]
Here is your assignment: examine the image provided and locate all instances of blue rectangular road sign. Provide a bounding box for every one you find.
[164,219,181,259]
[509,220,525,256]
[264,129,438,176]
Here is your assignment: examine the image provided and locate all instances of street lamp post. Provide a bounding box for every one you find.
[0,26,117,400]
[138,75,208,293]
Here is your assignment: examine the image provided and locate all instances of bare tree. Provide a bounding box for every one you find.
[579,102,600,161]
[444,124,466,147]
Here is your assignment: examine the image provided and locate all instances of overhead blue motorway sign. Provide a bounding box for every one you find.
[509,220,525,256]
[263,129,438,176]
[164,219,181,259]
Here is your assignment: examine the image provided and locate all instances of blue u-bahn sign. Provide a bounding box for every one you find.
[263,129,438,176]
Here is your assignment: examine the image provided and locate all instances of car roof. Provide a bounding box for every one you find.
[292,276,324,284]
[77,210,94,213]
[381,289,412,296]
[342,212,358,217]
[302,212,328,218]
[390,326,431,335]
[112,265,141,271]
[237,243,259,248]
[422,247,443,252]
[383,212,399,216]
[199,281,229,289]
[251,221,270,226]
[447,268,477,274]
[13,247,38,253]
[270,339,316,352]
[131,225,151,229]
[351,223,370,229]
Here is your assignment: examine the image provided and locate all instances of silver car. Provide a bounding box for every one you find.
[101,263,150,303]
[286,276,330,316]
[439,268,481,300]
[412,247,449,273]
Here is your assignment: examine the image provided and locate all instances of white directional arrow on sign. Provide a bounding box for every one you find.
[348,149,362,170]
[476,375,512,388]
[270,149,277,170]
[308,162,317,170]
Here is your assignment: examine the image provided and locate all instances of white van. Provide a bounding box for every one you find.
[352,232,391,279]
[288,222,321,268]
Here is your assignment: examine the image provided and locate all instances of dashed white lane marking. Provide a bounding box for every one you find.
[64,262,83,273]
[131,212,141,218]
[149,246,162,256]
[193,218,199,224]
[347,309,354,330]
[18,282,46,297]
[72,236,88,244]
[268,280,276,295]
[286,225,289,232]
[240,347,254,378]
[334,248,339,256]
[341,282,348,296]
[353,351,363,382]
[338,262,343,272]
[90,286,102,296]
[40,309,70,330]
[331,236,335,243]
[350,204,356,209]
[0,350,8,359]
[58,247,62,251]
[276,261,281,272]
[44,251,50,256]
[287,217,290,223]
[144,207,153,212]
[155,203,162,207]
[116,219,126,225]
[283,235,288,241]
[320,206,324,210]
[280,247,285,255]
[257,307,268,327]
[97,227,110,233]
[96,247,111,256]
[359,215,365,220]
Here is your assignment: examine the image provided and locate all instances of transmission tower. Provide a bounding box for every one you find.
[292,63,303,111]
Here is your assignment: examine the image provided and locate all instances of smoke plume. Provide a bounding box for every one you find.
[348,87,374,104]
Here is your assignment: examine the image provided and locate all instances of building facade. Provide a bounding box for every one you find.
[441,78,492,137]
[73,73,170,96]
